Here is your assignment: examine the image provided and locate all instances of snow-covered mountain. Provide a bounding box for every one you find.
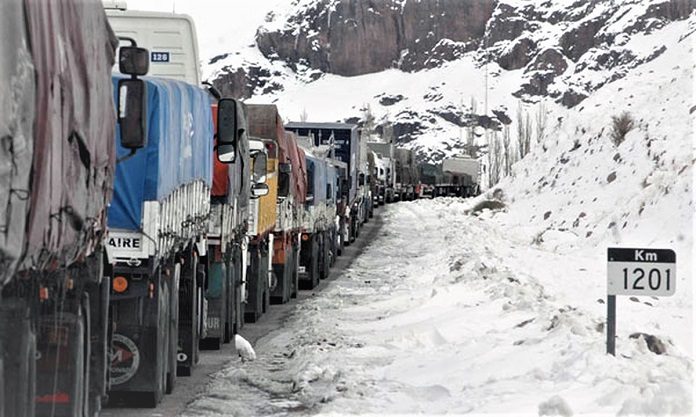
[205,0,694,163]
[203,0,694,266]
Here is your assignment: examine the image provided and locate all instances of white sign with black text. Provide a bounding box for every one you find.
[607,248,676,297]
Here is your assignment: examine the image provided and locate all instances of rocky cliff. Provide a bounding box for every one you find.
[256,0,496,75]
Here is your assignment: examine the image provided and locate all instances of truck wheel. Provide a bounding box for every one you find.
[223,257,234,344]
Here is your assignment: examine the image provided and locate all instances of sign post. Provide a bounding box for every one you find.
[606,247,676,356]
[606,294,616,355]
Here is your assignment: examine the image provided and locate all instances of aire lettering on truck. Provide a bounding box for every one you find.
[108,235,142,249]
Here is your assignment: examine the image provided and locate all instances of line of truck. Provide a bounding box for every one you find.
[367,143,481,203]
[0,2,481,416]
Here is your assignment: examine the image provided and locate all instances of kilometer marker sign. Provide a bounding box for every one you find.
[607,248,676,296]
[606,247,676,355]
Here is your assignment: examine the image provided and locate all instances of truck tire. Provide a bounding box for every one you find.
[0,299,36,417]
[223,254,234,344]
[178,251,199,377]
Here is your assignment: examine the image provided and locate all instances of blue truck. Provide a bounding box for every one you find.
[106,75,215,405]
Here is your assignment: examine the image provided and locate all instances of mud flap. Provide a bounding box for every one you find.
[35,311,85,417]
[201,261,225,349]
[108,272,166,407]
[87,278,110,415]
[319,230,332,279]
[299,235,320,290]
[270,248,294,305]
[178,253,199,377]
[244,243,268,323]
[0,299,35,417]
[232,246,243,335]
[0,352,4,417]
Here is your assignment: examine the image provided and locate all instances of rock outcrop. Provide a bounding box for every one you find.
[256,0,496,76]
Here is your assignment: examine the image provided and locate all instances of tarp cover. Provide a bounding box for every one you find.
[0,0,36,283]
[1,0,117,278]
[246,105,306,205]
[284,132,307,204]
[108,76,213,231]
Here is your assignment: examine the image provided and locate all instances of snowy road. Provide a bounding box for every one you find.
[180,199,692,416]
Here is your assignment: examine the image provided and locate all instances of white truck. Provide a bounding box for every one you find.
[367,141,396,204]
[439,156,481,198]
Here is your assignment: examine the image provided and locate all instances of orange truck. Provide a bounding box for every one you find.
[245,105,307,311]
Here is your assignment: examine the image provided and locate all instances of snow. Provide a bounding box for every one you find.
[181,197,692,416]
[235,334,257,362]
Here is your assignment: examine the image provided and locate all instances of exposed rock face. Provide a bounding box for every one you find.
[256,0,496,76]
[378,94,405,106]
[559,17,608,62]
[486,3,532,44]
[209,65,271,99]
[498,37,537,70]
[514,48,569,98]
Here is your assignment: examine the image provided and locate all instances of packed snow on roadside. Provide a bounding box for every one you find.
[181,197,692,417]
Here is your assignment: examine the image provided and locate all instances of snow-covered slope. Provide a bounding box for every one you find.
[493,16,693,255]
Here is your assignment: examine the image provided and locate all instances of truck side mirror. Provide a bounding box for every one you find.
[119,46,149,76]
[251,183,269,198]
[326,183,332,199]
[358,173,365,186]
[217,98,237,163]
[341,178,349,196]
[253,152,268,183]
[117,78,147,149]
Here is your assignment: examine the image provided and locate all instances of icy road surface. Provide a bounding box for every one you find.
[182,199,692,416]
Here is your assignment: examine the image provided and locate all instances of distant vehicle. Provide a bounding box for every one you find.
[441,156,480,197]
[367,142,396,204]
[394,148,419,201]
[418,163,444,198]
[415,156,480,199]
